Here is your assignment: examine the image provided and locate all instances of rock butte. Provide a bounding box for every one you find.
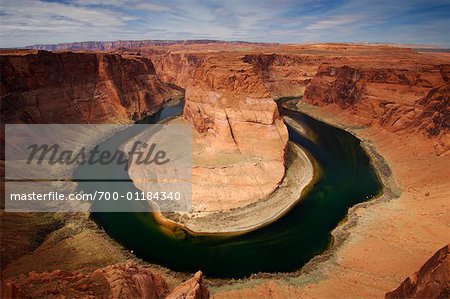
[0,50,182,124]
[0,42,449,298]
[385,244,449,299]
[1,261,209,299]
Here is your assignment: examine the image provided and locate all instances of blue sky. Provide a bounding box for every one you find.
[0,0,449,48]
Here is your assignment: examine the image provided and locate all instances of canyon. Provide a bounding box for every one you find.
[1,41,449,298]
[0,49,182,124]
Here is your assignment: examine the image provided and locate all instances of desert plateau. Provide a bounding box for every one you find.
[1,1,449,298]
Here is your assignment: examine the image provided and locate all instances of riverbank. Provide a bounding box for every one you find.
[149,140,315,235]
[212,101,450,298]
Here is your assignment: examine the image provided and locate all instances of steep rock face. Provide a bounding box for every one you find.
[146,51,290,211]
[184,88,287,159]
[149,51,321,98]
[166,271,209,299]
[1,262,167,298]
[0,281,20,299]
[304,66,364,108]
[1,262,210,299]
[0,50,178,124]
[148,52,271,97]
[185,88,288,211]
[417,83,450,136]
[90,262,169,299]
[240,53,321,97]
[304,63,450,148]
[385,244,450,299]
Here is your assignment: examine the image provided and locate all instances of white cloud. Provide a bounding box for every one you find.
[0,0,134,29]
[0,0,448,48]
[305,15,363,30]
[73,0,170,12]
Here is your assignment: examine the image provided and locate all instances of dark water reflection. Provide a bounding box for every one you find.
[88,99,382,278]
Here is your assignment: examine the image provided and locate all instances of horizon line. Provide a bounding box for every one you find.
[2,39,449,50]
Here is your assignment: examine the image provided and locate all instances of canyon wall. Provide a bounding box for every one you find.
[385,244,449,299]
[0,50,180,124]
[1,262,209,299]
[27,39,264,52]
[303,62,450,155]
[146,45,449,211]
[2,42,449,298]
[143,45,449,210]
[147,51,290,211]
[240,53,320,97]
[2,45,447,209]
[147,51,321,98]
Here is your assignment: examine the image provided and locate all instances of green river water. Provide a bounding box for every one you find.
[81,99,382,278]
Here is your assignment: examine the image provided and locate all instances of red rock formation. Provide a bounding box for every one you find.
[1,280,21,299]
[385,244,450,299]
[1,262,209,299]
[1,41,449,298]
[185,89,288,211]
[166,271,209,299]
[0,50,179,124]
[303,62,450,155]
[143,50,291,211]
[138,44,449,210]
[240,53,319,97]
[417,83,449,137]
[304,65,364,108]
[90,262,169,299]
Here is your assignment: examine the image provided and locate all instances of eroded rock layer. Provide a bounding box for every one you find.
[167,271,210,299]
[1,42,449,298]
[0,50,180,124]
[146,50,292,211]
[385,244,450,299]
[1,262,209,299]
[303,62,449,155]
[185,89,288,211]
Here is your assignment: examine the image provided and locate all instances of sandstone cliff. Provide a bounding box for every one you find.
[185,89,288,211]
[1,42,448,299]
[385,244,449,299]
[417,83,449,137]
[0,50,180,124]
[303,63,450,155]
[148,51,320,98]
[142,44,449,210]
[146,50,290,211]
[240,53,321,97]
[1,262,209,299]
[166,271,209,299]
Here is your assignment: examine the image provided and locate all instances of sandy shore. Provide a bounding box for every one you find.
[212,102,450,298]
[155,141,315,234]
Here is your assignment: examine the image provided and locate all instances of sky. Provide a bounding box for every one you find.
[0,0,449,48]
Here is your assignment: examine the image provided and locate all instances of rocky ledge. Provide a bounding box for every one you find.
[1,261,209,299]
[386,244,449,299]
[0,50,181,124]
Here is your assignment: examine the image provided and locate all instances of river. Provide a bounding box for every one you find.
[80,98,381,278]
